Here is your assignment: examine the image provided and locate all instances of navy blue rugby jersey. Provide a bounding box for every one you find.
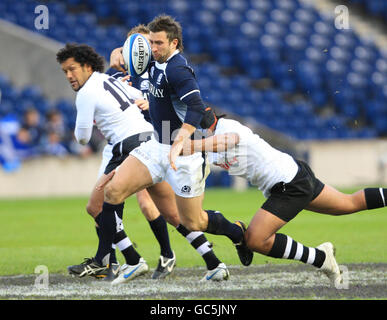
[148,51,206,145]
[105,68,151,122]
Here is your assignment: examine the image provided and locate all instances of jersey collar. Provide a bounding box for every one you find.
[155,50,180,69]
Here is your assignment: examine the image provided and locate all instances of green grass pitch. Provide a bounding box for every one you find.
[0,188,386,276]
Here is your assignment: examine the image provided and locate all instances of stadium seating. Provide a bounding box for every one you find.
[349,0,387,21]
[0,0,386,145]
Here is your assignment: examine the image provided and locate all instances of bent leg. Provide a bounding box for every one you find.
[146,182,180,226]
[148,183,224,271]
[245,208,326,268]
[137,187,174,259]
[105,155,154,204]
[174,194,208,231]
[136,189,161,222]
[86,174,107,219]
[245,208,286,254]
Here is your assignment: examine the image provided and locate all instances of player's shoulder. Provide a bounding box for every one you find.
[76,72,108,105]
[166,52,190,71]
[84,71,108,89]
[216,118,245,133]
[165,52,195,82]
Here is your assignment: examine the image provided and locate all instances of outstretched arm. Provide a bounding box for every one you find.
[184,132,240,154]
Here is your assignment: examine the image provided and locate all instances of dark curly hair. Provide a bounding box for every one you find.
[56,43,105,72]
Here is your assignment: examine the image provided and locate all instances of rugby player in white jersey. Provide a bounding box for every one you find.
[188,108,387,286]
[57,43,164,280]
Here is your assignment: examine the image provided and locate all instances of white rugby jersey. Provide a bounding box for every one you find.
[209,118,299,198]
[74,72,153,146]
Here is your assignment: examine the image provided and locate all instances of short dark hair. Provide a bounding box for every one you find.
[127,24,150,38]
[148,15,184,52]
[56,43,105,72]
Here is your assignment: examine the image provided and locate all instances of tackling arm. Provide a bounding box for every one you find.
[190,132,240,153]
[180,132,240,155]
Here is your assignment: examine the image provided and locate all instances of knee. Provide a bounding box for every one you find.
[105,183,125,205]
[163,213,180,227]
[180,218,205,232]
[245,227,272,255]
[86,203,101,218]
[138,199,153,216]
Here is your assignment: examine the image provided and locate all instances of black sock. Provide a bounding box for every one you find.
[94,202,118,266]
[364,188,387,209]
[177,224,221,270]
[94,224,118,263]
[149,215,173,258]
[94,215,118,263]
[268,233,326,268]
[109,246,118,264]
[205,210,243,244]
[95,214,101,239]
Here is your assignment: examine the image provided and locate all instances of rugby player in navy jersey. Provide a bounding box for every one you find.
[106,25,230,281]
[102,16,253,280]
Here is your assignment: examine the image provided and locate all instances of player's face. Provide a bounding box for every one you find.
[149,31,178,63]
[61,57,93,91]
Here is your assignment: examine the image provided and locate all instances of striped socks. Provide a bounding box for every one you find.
[177,224,221,270]
[268,233,326,268]
[114,229,141,265]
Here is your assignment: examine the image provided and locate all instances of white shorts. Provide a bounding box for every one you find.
[97,143,113,179]
[130,138,210,198]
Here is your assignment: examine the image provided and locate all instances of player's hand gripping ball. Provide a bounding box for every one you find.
[122,33,151,76]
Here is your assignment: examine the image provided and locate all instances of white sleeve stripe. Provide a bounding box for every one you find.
[180,89,200,101]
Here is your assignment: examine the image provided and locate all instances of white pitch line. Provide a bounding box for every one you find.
[0,269,385,298]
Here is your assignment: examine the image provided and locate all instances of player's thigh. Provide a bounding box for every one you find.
[105,155,153,203]
[306,184,366,215]
[146,182,180,226]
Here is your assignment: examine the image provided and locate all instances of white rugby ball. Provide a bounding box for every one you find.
[122,33,151,76]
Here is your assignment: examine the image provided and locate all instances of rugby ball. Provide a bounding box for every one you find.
[122,33,151,76]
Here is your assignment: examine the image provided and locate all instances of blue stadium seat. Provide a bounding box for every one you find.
[2,0,385,143]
